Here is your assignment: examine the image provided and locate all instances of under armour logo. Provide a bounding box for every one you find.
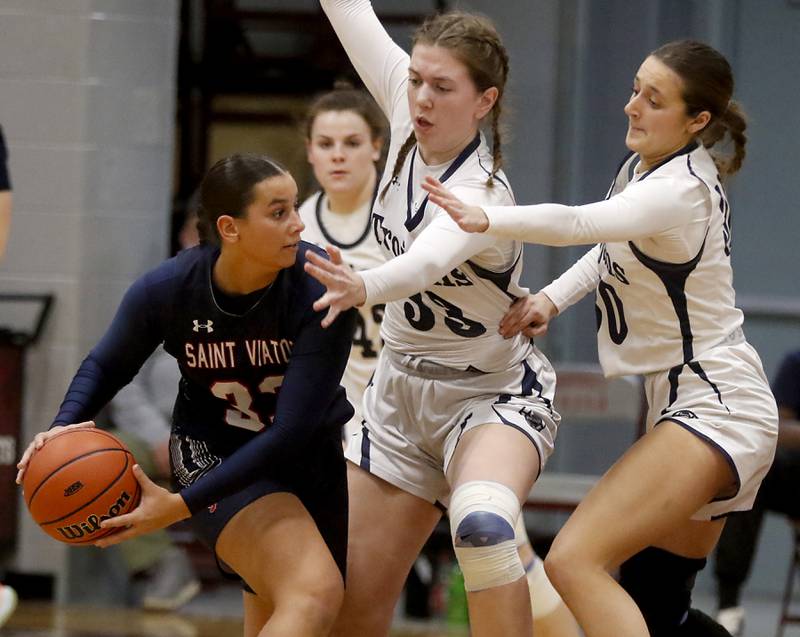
[193,320,214,333]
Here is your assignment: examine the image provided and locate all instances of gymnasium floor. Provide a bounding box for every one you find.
[0,589,789,637]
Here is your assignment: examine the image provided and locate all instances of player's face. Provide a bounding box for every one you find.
[408,44,498,165]
[236,173,304,272]
[306,110,381,200]
[624,56,710,170]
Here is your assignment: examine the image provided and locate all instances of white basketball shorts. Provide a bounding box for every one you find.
[344,347,560,507]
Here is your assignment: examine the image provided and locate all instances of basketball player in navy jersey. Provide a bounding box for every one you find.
[17,154,356,637]
[424,40,777,637]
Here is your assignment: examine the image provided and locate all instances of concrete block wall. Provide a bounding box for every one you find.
[0,1,178,597]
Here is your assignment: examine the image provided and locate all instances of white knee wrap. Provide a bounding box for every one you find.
[449,481,524,592]
[514,512,528,549]
[514,513,564,616]
[526,554,564,617]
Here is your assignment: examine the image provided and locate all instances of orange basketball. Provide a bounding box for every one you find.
[22,428,141,545]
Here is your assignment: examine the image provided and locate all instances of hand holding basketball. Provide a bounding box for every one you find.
[16,421,96,485]
[94,464,191,548]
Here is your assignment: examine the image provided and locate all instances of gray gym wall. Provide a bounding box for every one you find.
[0,0,797,602]
[0,0,179,601]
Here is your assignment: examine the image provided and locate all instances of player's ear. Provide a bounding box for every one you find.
[216,214,240,243]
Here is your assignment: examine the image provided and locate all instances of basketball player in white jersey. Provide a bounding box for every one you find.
[304,2,565,636]
[424,40,778,637]
[302,84,578,636]
[299,85,387,437]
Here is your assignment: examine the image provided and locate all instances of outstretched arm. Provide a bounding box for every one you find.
[305,211,497,326]
[423,175,702,246]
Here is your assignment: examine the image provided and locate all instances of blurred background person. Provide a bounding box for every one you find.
[299,83,386,439]
[714,348,800,636]
[102,205,201,611]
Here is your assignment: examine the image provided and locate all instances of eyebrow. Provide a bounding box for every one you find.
[268,197,292,205]
[634,75,664,96]
[408,67,454,83]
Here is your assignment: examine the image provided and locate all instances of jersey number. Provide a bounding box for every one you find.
[210,375,284,431]
[404,292,486,338]
[597,280,628,345]
[352,304,385,358]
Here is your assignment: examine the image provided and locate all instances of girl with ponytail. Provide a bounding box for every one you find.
[424,39,778,637]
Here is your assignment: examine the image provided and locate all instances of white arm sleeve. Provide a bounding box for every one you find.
[483,177,705,246]
[540,245,602,312]
[320,0,409,120]
[361,213,497,304]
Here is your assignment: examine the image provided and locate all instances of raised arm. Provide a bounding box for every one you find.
[320,0,409,120]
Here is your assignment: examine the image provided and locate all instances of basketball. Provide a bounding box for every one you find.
[22,428,141,545]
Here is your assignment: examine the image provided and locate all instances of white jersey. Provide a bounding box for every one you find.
[322,0,541,374]
[485,142,744,377]
[299,191,386,421]
[592,144,743,375]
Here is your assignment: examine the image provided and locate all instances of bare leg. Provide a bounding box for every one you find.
[331,462,442,637]
[545,422,735,637]
[447,424,541,637]
[243,590,272,637]
[217,492,344,637]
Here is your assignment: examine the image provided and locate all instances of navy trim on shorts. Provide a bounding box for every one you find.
[687,360,728,411]
[656,417,741,504]
[521,359,553,414]
[360,424,371,472]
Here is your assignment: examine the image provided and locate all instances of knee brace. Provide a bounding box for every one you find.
[449,481,524,592]
[619,547,706,637]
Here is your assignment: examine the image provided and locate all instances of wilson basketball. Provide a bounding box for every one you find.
[22,428,140,545]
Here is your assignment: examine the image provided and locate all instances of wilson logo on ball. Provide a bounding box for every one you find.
[55,490,132,541]
[63,481,84,497]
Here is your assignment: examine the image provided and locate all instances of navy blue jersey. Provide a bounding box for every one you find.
[0,125,10,190]
[52,242,355,514]
[773,351,800,417]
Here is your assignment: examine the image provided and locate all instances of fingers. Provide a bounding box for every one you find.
[100,510,136,530]
[325,244,343,265]
[524,323,549,338]
[95,523,138,548]
[16,431,51,484]
[312,291,334,313]
[131,464,154,490]
[304,260,338,288]
[16,422,97,484]
[320,306,340,329]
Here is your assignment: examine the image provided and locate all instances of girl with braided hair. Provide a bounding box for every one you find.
[304,2,569,635]
[424,39,778,637]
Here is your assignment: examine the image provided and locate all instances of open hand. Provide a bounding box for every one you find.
[95,464,190,548]
[422,176,489,233]
[16,421,96,484]
[304,245,366,328]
